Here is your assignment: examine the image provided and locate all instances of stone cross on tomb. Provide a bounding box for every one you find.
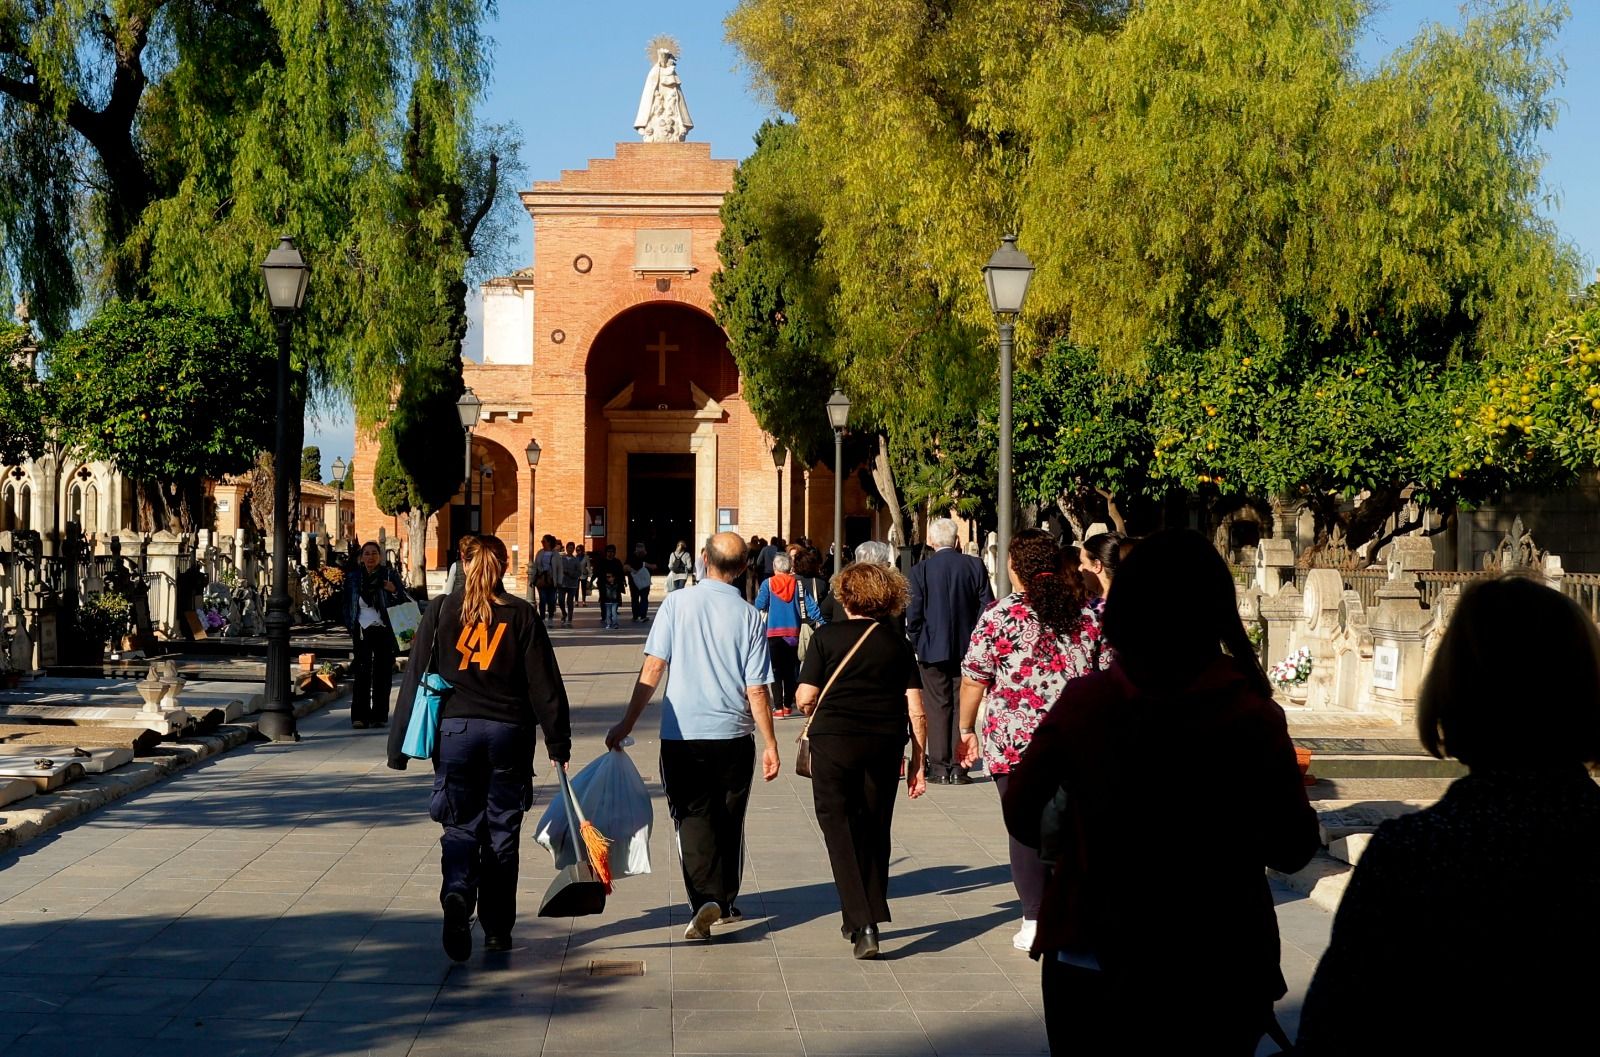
[645,331,679,386]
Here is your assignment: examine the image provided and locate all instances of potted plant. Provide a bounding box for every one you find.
[1269,647,1313,705]
[313,662,340,691]
[74,592,133,665]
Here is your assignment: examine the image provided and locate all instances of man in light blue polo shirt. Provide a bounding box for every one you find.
[606,531,778,941]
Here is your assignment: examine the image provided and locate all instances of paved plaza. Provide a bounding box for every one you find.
[0,622,1331,1056]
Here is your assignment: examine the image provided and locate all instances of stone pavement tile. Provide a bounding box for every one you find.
[670,1029,805,1055]
[904,989,1035,1014]
[416,1004,550,1040]
[796,1010,925,1034]
[786,990,913,1013]
[798,1033,938,1057]
[541,1007,670,1050]
[0,975,92,1014]
[154,1016,295,1053]
[274,1020,421,1057]
[220,947,348,983]
[672,1009,798,1031]
[914,1011,1048,1056]
[102,946,240,980]
[663,970,788,992]
[298,981,438,1025]
[180,978,326,1020]
[59,975,211,1017]
[14,1011,172,1040]
[668,989,791,1011]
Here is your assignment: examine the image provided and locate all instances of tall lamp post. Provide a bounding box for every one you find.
[330,456,348,552]
[771,442,786,538]
[982,235,1034,598]
[524,437,541,586]
[455,388,482,540]
[825,389,851,575]
[259,235,310,743]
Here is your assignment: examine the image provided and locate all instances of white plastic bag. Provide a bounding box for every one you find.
[535,746,653,877]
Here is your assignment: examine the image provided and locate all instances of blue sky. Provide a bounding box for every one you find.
[306,0,1600,474]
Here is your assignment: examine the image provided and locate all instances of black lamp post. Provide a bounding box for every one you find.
[455,388,482,536]
[771,442,786,538]
[524,437,541,584]
[825,389,851,575]
[982,235,1034,597]
[330,456,348,549]
[259,235,310,743]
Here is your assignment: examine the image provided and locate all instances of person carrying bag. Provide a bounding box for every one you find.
[389,534,572,963]
[794,561,927,960]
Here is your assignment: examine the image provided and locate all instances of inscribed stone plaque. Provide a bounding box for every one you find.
[1372,644,1399,691]
[635,229,692,271]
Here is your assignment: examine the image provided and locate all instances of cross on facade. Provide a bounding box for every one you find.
[645,331,679,386]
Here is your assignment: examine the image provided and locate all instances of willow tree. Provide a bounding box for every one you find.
[0,1,516,420]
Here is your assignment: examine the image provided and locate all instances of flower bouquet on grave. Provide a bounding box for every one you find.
[1269,647,1313,702]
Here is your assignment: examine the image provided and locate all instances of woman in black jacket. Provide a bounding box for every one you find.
[344,541,408,729]
[1297,576,1600,1055]
[389,535,572,962]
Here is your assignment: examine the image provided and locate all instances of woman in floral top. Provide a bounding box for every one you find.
[957,528,1107,952]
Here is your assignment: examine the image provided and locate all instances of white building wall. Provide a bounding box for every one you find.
[482,283,534,365]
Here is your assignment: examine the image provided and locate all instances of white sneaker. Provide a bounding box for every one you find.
[685,902,720,941]
[1013,919,1037,951]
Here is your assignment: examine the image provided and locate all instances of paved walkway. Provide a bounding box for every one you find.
[0,619,1331,1056]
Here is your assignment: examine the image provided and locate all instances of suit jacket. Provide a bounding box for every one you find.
[906,547,993,665]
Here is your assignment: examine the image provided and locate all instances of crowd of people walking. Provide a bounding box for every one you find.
[387,517,1600,1055]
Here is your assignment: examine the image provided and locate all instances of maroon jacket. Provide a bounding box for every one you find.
[1002,657,1318,1004]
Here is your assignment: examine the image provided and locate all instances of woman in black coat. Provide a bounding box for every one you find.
[344,541,408,728]
[1296,576,1600,1055]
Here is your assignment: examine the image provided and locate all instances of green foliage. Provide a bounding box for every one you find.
[726,0,1586,546]
[75,591,132,644]
[44,298,274,486]
[0,322,43,464]
[301,446,322,483]
[372,431,412,517]
[0,1,519,431]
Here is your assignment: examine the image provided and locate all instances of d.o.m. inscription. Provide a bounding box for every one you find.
[635,229,693,271]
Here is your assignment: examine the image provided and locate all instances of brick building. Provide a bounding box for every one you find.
[353,138,873,582]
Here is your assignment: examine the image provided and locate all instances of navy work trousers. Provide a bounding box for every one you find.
[431,717,534,937]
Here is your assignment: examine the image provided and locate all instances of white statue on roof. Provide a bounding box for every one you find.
[634,36,693,143]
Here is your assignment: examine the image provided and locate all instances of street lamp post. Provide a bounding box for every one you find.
[982,234,1034,598]
[330,456,348,552]
[455,388,482,541]
[771,442,786,538]
[259,235,310,743]
[825,390,851,575]
[524,438,541,590]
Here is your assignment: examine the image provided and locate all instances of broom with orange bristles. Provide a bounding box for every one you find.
[566,775,614,893]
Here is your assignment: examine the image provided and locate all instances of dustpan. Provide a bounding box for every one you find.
[538,762,608,918]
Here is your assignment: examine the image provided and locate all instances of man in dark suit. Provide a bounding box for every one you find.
[907,518,994,784]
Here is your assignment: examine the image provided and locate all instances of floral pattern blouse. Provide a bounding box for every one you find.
[960,593,1108,775]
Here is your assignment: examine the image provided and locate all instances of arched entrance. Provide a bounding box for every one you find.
[442,436,521,563]
[585,301,736,565]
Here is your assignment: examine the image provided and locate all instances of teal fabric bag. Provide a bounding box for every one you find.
[401,671,451,760]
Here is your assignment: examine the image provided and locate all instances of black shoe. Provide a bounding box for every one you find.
[853,926,880,960]
[952,771,974,785]
[842,925,854,941]
[718,906,744,924]
[351,721,368,730]
[483,933,512,952]
[442,893,473,963]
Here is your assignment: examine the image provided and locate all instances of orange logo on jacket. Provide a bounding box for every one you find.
[455,623,507,670]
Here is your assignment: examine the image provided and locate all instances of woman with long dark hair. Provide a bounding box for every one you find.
[1001,529,1317,1055]
[389,534,572,962]
[1078,532,1124,599]
[344,541,408,729]
[1297,577,1600,1054]
[957,529,1106,952]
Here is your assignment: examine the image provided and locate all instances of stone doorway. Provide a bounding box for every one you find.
[627,453,694,571]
